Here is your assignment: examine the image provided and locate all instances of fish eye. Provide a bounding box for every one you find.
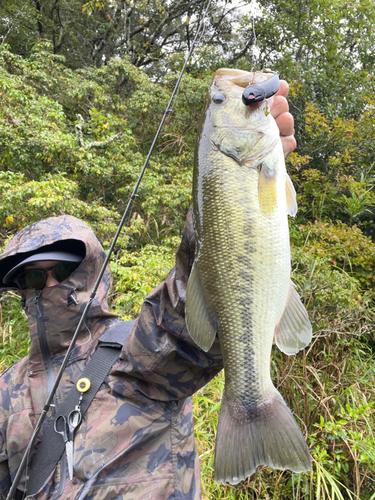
[212,93,226,104]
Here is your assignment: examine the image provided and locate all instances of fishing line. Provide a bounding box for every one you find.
[6,0,212,497]
[251,8,257,48]
[248,0,263,60]
[79,323,92,346]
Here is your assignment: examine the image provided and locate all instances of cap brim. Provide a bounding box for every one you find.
[3,251,82,285]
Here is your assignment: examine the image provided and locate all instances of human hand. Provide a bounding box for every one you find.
[268,80,296,158]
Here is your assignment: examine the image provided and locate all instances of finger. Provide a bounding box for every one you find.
[268,80,289,110]
[275,111,294,138]
[275,79,289,99]
[280,134,297,158]
[270,95,289,121]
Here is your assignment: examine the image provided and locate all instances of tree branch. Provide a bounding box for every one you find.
[86,133,123,150]
[75,114,122,149]
[33,0,43,37]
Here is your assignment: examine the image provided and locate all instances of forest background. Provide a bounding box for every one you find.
[0,0,374,498]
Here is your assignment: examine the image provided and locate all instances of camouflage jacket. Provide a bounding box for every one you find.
[0,211,223,499]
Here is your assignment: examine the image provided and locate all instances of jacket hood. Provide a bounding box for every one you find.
[0,215,118,367]
[1,215,111,295]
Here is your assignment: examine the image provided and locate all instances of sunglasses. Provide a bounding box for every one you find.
[14,261,80,290]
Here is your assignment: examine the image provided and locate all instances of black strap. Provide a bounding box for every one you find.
[26,320,135,496]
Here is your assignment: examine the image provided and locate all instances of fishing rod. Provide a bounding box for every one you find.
[6,2,212,498]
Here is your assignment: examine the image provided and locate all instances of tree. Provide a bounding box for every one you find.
[236,0,375,119]
[0,0,256,75]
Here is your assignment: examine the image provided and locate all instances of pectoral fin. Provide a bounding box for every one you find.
[286,173,298,217]
[274,282,312,355]
[258,164,277,217]
[185,265,218,352]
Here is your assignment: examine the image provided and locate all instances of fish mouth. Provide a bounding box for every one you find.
[212,69,277,100]
[213,68,272,87]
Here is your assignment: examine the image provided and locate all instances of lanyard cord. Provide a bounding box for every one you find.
[6,1,212,498]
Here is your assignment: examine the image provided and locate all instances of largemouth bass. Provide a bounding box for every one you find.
[186,69,312,485]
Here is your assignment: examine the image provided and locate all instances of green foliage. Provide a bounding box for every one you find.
[0,0,247,75]
[286,94,375,239]
[0,43,197,245]
[109,237,180,319]
[241,0,375,119]
[292,220,375,291]
[0,293,29,371]
[0,27,375,500]
[0,172,118,234]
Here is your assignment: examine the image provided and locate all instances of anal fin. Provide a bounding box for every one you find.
[274,281,312,355]
[185,265,217,352]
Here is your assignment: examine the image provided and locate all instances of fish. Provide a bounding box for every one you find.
[185,69,312,485]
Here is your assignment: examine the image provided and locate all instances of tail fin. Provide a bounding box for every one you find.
[214,390,311,485]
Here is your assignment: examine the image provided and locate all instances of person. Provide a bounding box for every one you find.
[0,82,296,499]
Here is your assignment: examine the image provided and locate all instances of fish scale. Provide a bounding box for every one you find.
[200,163,288,405]
[186,68,312,485]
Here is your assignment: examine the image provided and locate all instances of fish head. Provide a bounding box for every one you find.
[201,68,281,170]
